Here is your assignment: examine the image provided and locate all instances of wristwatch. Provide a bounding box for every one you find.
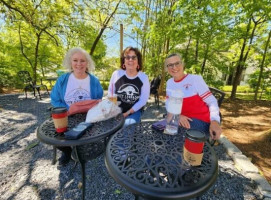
[126,110,131,115]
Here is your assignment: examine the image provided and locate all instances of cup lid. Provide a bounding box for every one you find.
[51,107,67,114]
[185,129,206,142]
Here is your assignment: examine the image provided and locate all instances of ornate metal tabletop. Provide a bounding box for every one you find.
[37,113,124,146]
[105,121,218,200]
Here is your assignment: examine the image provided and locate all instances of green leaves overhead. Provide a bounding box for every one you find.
[0,0,271,100]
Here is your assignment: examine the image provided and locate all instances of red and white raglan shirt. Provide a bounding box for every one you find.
[166,74,220,123]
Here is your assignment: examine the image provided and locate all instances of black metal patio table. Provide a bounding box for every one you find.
[37,113,124,200]
[105,121,218,200]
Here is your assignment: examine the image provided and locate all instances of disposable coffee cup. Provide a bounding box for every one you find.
[51,107,68,133]
[183,129,206,166]
[108,93,118,105]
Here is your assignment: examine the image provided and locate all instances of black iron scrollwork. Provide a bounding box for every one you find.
[108,122,217,191]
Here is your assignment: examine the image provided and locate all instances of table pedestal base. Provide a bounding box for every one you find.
[52,146,57,165]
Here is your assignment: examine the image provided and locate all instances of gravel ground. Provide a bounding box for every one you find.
[0,93,264,200]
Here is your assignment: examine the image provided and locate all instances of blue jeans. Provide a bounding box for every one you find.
[180,118,210,138]
[123,109,142,127]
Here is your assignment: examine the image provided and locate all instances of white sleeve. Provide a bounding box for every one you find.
[195,76,221,123]
[132,73,150,112]
[108,70,118,95]
[165,79,172,111]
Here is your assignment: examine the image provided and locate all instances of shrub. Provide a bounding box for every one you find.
[100,80,110,90]
[222,85,254,93]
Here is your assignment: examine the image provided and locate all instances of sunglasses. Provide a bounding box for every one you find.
[125,55,137,60]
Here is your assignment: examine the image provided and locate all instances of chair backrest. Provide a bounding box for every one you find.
[18,71,34,85]
[150,75,161,94]
[209,87,225,107]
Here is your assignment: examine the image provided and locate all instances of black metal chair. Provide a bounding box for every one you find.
[150,75,161,107]
[209,87,225,107]
[17,70,49,100]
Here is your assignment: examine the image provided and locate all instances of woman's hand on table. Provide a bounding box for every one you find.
[179,115,192,129]
[123,109,134,118]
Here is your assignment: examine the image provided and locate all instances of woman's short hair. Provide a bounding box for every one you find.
[120,46,143,72]
[63,47,95,72]
[164,53,184,69]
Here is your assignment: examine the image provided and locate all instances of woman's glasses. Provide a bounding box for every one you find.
[167,61,181,69]
[125,55,137,60]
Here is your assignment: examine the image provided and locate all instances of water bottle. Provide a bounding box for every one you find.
[164,90,183,135]
[164,113,180,135]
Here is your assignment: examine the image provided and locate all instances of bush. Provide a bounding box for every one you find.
[100,80,110,90]
[222,85,254,93]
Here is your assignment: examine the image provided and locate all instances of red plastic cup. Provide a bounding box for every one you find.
[51,107,68,133]
[184,130,206,153]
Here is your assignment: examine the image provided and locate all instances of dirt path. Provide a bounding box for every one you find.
[220,99,271,184]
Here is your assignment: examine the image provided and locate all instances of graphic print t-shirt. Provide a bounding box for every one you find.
[115,75,143,113]
[64,73,91,106]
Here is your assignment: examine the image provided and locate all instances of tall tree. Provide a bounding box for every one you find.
[254,28,271,100]
[0,0,72,82]
[78,0,122,55]
[230,15,265,100]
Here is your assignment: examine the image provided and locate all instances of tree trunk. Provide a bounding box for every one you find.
[33,31,42,84]
[184,35,191,64]
[89,0,121,55]
[230,17,252,100]
[90,27,106,56]
[195,38,199,63]
[254,29,271,100]
[160,37,170,95]
[159,0,176,95]
[231,16,265,100]
[201,43,209,74]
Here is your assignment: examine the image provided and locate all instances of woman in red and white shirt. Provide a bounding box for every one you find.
[165,53,222,140]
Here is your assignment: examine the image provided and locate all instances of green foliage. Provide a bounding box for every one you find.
[100,80,110,90]
[248,69,271,91]
[222,85,254,93]
[1,0,271,101]
[0,69,14,90]
[0,0,109,90]
[186,64,201,74]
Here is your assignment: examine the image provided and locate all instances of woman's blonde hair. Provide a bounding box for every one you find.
[63,47,95,72]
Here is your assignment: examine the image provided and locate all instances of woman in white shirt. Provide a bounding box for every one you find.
[108,47,150,127]
[165,53,222,140]
[51,47,103,165]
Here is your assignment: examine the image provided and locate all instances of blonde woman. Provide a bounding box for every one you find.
[50,47,103,165]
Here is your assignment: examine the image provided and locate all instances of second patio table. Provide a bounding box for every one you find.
[105,121,218,200]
